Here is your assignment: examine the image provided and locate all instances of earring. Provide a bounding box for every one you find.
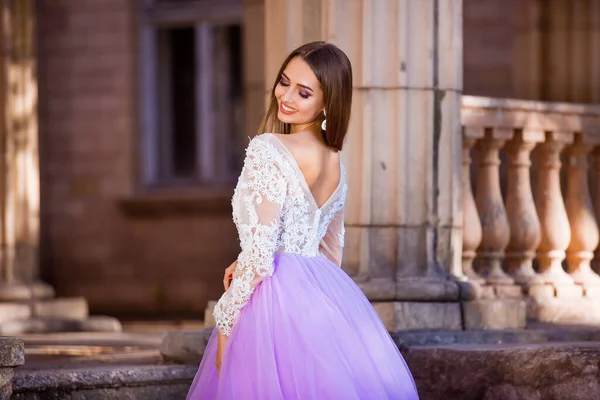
[321,110,327,131]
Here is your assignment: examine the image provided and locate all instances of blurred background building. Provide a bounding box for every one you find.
[0,0,598,323]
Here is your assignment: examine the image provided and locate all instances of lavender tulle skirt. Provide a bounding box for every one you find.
[186,253,419,400]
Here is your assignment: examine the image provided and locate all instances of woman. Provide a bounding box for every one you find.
[186,41,419,400]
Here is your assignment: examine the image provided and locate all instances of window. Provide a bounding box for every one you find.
[140,0,244,187]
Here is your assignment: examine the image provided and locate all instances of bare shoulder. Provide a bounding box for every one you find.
[269,133,316,166]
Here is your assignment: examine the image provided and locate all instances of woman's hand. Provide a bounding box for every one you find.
[223,260,238,291]
[216,330,228,376]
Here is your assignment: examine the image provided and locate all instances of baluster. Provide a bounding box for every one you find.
[534,133,575,285]
[462,135,483,283]
[565,134,600,291]
[593,147,600,273]
[505,130,543,284]
[474,129,513,285]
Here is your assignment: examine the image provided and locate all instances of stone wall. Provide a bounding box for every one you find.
[37,0,239,316]
[464,0,600,103]
[464,0,519,99]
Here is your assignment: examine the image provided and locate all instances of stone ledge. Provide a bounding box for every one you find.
[13,384,191,400]
[13,365,198,399]
[373,301,462,331]
[31,297,88,320]
[0,316,121,335]
[527,297,600,324]
[0,283,54,302]
[463,300,526,330]
[392,330,547,349]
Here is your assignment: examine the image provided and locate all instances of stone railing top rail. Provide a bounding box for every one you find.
[461,95,600,143]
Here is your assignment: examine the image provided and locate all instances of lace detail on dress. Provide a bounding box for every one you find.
[338,225,346,248]
[213,133,347,336]
[213,137,287,336]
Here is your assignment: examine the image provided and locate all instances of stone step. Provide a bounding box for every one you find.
[13,337,600,399]
[404,341,600,400]
[12,364,196,400]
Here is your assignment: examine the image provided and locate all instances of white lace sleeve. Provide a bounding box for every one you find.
[319,207,345,267]
[213,137,286,336]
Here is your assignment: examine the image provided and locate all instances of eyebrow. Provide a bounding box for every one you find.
[282,72,314,93]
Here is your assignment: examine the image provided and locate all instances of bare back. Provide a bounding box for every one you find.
[271,132,341,209]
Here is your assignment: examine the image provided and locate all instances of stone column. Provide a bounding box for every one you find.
[242,0,266,138]
[504,130,543,285]
[264,0,476,331]
[565,134,600,292]
[0,0,53,300]
[0,1,116,333]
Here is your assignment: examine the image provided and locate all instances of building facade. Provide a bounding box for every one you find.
[14,0,599,319]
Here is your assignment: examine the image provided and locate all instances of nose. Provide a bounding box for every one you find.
[282,87,294,103]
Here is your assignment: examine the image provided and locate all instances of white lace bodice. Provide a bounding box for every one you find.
[213,133,347,336]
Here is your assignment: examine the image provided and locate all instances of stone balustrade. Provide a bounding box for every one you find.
[461,95,600,314]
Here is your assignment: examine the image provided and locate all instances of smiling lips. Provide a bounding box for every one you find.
[279,102,298,115]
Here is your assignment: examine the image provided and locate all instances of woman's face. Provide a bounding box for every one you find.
[274,57,324,129]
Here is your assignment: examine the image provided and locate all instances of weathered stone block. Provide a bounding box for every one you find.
[454,280,481,301]
[526,284,554,301]
[32,297,88,320]
[0,337,23,368]
[0,304,30,324]
[395,279,460,302]
[204,300,217,328]
[480,285,495,299]
[372,301,462,331]
[77,316,122,332]
[160,329,213,364]
[12,364,197,400]
[403,342,600,400]
[527,297,600,324]
[356,279,396,301]
[0,337,24,400]
[463,300,526,330]
[554,284,583,298]
[494,285,523,299]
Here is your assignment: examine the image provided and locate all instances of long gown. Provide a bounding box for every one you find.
[186,133,419,400]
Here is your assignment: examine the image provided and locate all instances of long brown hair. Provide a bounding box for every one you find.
[257,41,353,151]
